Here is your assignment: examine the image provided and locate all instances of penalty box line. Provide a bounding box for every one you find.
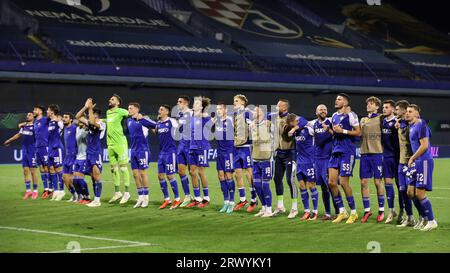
[0,226,158,253]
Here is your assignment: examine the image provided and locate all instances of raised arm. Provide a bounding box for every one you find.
[75,99,90,125]
[88,105,99,128]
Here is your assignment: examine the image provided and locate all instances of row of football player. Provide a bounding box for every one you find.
[3,93,437,231]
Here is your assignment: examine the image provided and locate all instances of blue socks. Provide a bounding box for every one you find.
[49,173,57,191]
[169,178,179,199]
[159,179,169,199]
[334,196,344,210]
[79,178,89,197]
[227,179,235,203]
[93,180,102,198]
[262,180,272,208]
[300,189,309,211]
[253,179,266,206]
[202,187,209,200]
[347,196,356,210]
[413,197,424,218]
[220,180,229,203]
[420,197,434,221]
[238,187,246,201]
[25,181,31,191]
[57,171,64,191]
[41,172,49,189]
[321,184,331,215]
[362,197,370,211]
[193,187,201,199]
[180,175,190,196]
[310,187,318,211]
[378,195,385,211]
[250,186,257,202]
[385,183,395,209]
[402,191,413,216]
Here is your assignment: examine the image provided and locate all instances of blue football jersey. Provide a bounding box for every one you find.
[190,115,211,150]
[382,116,400,158]
[331,111,359,154]
[409,119,433,161]
[178,110,192,149]
[86,121,106,155]
[295,125,315,164]
[215,116,234,152]
[64,124,78,156]
[48,120,64,149]
[311,118,333,160]
[127,117,156,152]
[19,124,36,153]
[157,117,178,154]
[33,117,49,148]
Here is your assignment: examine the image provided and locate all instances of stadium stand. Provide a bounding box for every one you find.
[0,0,449,85]
[293,0,450,81]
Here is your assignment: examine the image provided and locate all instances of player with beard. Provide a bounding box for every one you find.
[62,112,78,202]
[328,93,361,224]
[106,94,131,205]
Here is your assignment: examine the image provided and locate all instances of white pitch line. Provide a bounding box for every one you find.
[42,244,152,253]
[0,226,158,246]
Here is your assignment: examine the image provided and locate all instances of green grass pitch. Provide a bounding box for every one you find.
[0,159,449,253]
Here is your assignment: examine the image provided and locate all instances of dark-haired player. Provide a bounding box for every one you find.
[214,102,235,213]
[76,99,106,207]
[62,112,78,202]
[106,94,131,205]
[381,100,400,224]
[4,112,39,199]
[286,114,318,220]
[405,104,437,231]
[395,100,415,227]
[127,102,156,208]
[186,96,213,208]
[28,105,52,198]
[329,93,361,224]
[47,104,65,201]
[156,104,181,209]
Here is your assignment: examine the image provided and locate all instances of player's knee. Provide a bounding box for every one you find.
[407,189,414,199]
[119,166,128,172]
[415,189,426,200]
[132,172,139,180]
[225,172,233,180]
[157,173,165,180]
[111,165,119,173]
[93,173,101,182]
[218,173,225,181]
[189,167,196,177]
